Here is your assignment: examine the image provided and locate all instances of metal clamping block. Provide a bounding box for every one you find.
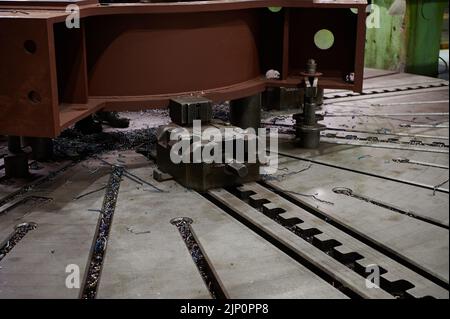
[156,122,260,192]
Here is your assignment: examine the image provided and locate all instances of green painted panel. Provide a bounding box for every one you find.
[406,0,447,76]
[365,0,406,71]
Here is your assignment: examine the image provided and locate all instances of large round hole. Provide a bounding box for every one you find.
[314,29,335,50]
[268,7,282,13]
[24,40,37,54]
[28,91,41,104]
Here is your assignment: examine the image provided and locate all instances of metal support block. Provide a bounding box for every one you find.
[7,136,22,154]
[169,97,212,126]
[22,137,54,162]
[262,87,302,110]
[32,138,54,161]
[4,153,29,178]
[230,94,261,130]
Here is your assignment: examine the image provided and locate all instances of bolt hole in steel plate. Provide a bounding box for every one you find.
[15,222,37,230]
[332,187,353,196]
[23,40,37,54]
[28,91,41,104]
[170,217,193,225]
[314,29,335,50]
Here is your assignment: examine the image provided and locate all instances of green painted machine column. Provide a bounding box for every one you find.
[365,0,406,71]
[405,0,447,76]
[365,0,447,77]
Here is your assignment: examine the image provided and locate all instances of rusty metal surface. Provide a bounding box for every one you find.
[0,0,367,138]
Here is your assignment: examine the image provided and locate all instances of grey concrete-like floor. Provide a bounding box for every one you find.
[97,155,346,299]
